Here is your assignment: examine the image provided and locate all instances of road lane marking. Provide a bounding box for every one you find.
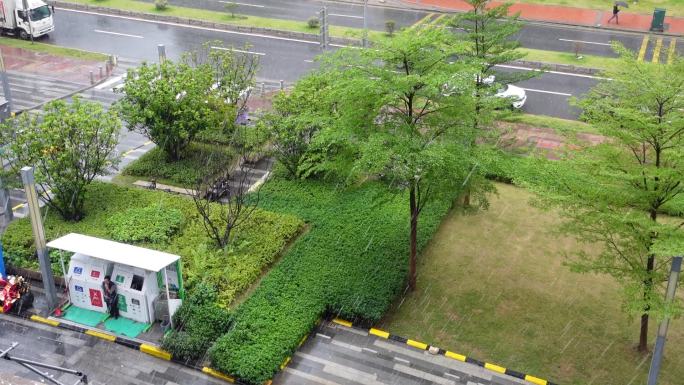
[494,64,608,80]
[409,12,434,30]
[94,29,144,38]
[62,8,320,45]
[430,14,447,25]
[521,87,572,96]
[328,13,364,19]
[637,35,650,62]
[210,46,266,55]
[652,37,663,63]
[95,74,125,90]
[304,59,314,63]
[218,1,265,7]
[558,38,612,46]
[668,38,677,64]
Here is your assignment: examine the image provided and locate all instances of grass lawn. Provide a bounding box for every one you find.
[501,113,598,135]
[0,37,108,61]
[515,0,684,17]
[121,142,234,188]
[380,183,684,385]
[520,47,620,72]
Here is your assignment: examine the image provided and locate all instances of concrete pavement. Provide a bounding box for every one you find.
[402,0,684,35]
[0,315,224,385]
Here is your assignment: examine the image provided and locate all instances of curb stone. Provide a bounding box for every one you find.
[330,318,560,385]
[0,310,246,384]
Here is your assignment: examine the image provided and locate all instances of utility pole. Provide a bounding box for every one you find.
[158,44,166,63]
[647,256,682,385]
[20,167,57,312]
[319,6,328,49]
[362,0,368,48]
[0,49,12,113]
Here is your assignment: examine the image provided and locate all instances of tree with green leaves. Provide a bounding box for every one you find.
[261,74,333,178]
[117,59,221,161]
[1,98,120,221]
[520,45,684,352]
[314,27,479,290]
[449,0,534,205]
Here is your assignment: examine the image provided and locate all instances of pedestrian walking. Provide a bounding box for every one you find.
[608,4,620,24]
[102,275,119,319]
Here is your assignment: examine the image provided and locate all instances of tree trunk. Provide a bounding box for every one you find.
[408,185,418,291]
[638,254,655,352]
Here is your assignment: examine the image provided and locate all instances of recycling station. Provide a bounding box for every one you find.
[47,233,184,335]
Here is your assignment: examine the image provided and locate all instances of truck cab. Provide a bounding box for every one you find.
[0,0,55,39]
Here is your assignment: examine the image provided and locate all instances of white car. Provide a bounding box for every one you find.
[482,75,527,109]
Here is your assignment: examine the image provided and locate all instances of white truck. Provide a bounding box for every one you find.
[0,0,54,40]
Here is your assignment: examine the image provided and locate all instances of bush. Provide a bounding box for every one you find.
[155,0,168,10]
[307,17,320,29]
[209,178,454,383]
[122,142,233,187]
[106,204,182,243]
[385,20,396,36]
[2,183,304,305]
[162,284,232,362]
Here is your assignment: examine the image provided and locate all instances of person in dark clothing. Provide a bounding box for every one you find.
[608,4,620,24]
[102,275,119,319]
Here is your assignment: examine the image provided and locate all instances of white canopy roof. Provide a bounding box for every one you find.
[47,233,180,272]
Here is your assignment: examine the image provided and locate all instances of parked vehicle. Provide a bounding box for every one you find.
[443,74,527,109]
[0,0,54,40]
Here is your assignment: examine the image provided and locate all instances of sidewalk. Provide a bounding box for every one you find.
[1,45,106,85]
[402,0,684,35]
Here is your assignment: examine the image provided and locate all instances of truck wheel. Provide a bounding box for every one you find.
[18,30,29,40]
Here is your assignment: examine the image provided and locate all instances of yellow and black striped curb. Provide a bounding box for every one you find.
[16,313,243,384]
[332,318,558,385]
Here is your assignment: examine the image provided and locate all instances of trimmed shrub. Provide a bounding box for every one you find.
[385,20,396,36]
[209,178,454,383]
[106,204,182,243]
[155,0,168,10]
[162,284,232,362]
[307,16,320,29]
[122,142,233,187]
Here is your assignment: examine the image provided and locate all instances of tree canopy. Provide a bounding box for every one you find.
[2,98,121,221]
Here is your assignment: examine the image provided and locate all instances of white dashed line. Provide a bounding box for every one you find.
[559,38,612,46]
[94,29,143,39]
[521,88,572,96]
[329,13,364,19]
[218,1,265,7]
[210,46,266,56]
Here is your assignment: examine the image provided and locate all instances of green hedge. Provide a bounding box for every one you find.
[106,204,183,243]
[162,283,232,362]
[122,142,234,187]
[209,177,454,384]
[1,183,304,308]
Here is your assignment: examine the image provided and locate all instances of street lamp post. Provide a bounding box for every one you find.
[647,256,683,385]
[362,0,368,48]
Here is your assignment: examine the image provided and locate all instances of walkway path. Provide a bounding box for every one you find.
[274,320,532,385]
[401,0,684,34]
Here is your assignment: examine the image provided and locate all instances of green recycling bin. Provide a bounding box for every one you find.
[651,8,666,32]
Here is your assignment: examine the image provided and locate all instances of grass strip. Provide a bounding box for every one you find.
[0,36,108,61]
[502,113,598,135]
[62,0,387,41]
[520,47,619,72]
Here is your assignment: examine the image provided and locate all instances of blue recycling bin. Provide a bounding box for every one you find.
[0,242,6,279]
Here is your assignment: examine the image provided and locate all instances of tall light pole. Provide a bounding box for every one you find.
[21,167,57,312]
[362,0,368,48]
[647,256,682,385]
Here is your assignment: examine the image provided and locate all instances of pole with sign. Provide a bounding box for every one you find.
[0,242,6,279]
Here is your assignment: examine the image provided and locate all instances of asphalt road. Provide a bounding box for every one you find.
[135,0,684,59]
[43,9,596,119]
